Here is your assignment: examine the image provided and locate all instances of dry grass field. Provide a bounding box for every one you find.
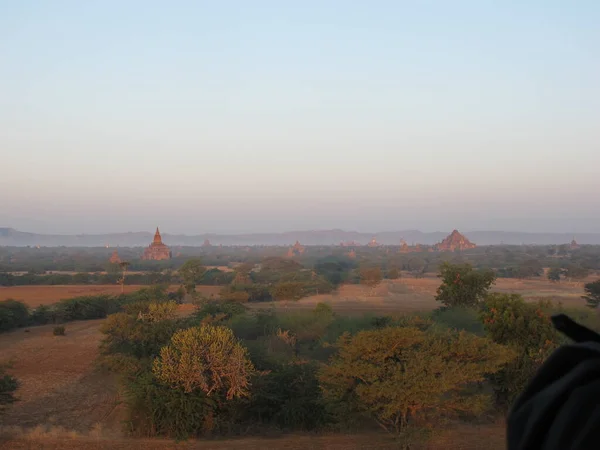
[0,285,222,307]
[249,274,592,315]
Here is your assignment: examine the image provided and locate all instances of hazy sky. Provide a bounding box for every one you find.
[1,1,599,235]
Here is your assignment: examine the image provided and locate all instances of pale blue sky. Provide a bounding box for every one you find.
[1,1,599,234]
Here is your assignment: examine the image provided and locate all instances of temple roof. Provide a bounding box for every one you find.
[153,227,163,245]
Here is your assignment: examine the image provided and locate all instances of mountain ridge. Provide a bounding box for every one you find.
[0,227,597,247]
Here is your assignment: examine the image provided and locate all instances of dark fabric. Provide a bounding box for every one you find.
[507,314,600,450]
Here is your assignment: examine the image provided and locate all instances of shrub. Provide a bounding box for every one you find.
[124,370,215,439]
[0,367,19,414]
[582,279,600,309]
[53,325,66,336]
[30,304,52,325]
[319,326,514,434]
[153,325,254,399]
[0,299,29,332]
[100,312,181,359]
[194,301,246,322]
[481,293,559,407]
[431,306,484,335]
[247,361,326,430]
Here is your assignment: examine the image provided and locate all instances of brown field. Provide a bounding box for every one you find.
[0,285,222,307]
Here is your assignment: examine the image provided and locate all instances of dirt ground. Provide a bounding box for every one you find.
[0,285,222,307]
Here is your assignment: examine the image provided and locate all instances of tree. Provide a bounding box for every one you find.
[547,267,561,282]
[435,262,496,308]
[582,280,600,309]
[153,325,254,399]
[481,293,559,407]
[319,326,513,435]
[178,259,206,293]
[359,267,383,288]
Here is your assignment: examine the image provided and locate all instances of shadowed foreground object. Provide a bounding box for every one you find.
[507,314,600,449]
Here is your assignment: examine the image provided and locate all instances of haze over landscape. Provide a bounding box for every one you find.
[4,3,600,449]
[2,1,599,235]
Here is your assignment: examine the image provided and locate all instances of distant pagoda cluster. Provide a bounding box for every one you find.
[142,228,172,261]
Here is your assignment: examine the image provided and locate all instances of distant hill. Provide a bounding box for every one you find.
[0,227,598,247]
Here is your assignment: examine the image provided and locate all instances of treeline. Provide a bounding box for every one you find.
[0,286,183,333]
[92,264,600,445]
[0,268,234,287]
[3,243,600,276]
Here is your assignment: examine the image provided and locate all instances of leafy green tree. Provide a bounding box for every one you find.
[153,325,254,399]
[319,326,513,434]
[547,267,561,282]
[481,293,559,407]
[582,280,600,309]
[178,259,206,293]
[435,262,496,308]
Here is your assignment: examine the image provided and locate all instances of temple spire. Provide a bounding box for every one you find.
[153,227,162,244]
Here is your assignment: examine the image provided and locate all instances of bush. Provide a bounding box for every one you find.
[30,304,52,325]
[53,325,66,336]
[481,293,559,407]
[100,312,181,359]
[0,299,29,332]
[582,279,600,309]
[0,367,19,414]
[247,361,326,430]
[319,326,514,434]
[153,325,254,399]
[124,370,216,439]
[194,301,247,322]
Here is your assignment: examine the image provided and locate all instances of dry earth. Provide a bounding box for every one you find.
[0,285,222,307]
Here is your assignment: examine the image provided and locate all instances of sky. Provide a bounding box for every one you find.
[1,1,599,235]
